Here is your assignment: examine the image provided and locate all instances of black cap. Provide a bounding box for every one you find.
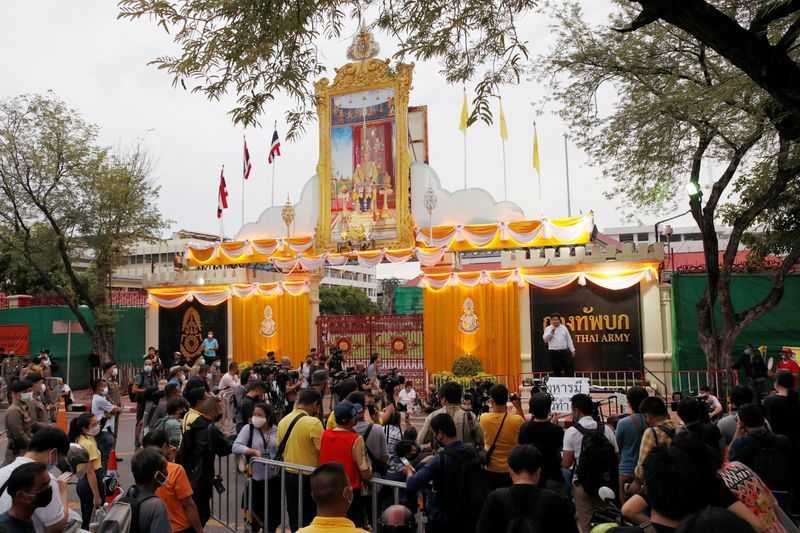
[102,362,116,371]
[12,380,33,392]
[26,373,43,383]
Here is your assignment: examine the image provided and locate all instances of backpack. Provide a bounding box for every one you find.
[574,423,618,498]
[745,432,793,491]
[96,487,156,533]
[499,487,543,533]
[151,415,170,433]
[440,447,491,528]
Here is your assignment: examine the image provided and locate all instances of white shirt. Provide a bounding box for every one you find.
[563,415,619,480]
[92,393,116,432]
[543,324,575,352]
[398,388,417,406]
[0,457,65,532]
[299,364,311,389]
[218,372,240,393]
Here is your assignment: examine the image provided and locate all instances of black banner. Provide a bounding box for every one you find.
[530,283,642,372]
[158,302,228,363]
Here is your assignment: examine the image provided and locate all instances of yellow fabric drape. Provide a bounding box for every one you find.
[231,293,310,366]
[423,283,520,379]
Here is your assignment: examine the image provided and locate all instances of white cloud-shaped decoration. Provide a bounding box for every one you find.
[236,176,320,241]
[410,162,525,227]
[235,162,527,240]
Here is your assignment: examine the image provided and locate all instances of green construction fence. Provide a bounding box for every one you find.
[671,273,800,376]
[394,286,423,314]
[0,306,145,389]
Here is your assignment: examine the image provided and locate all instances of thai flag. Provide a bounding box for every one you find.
[243,137,252,180]
[268,129,281,164]
[217,167,229,219]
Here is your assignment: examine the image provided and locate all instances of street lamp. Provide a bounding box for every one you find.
[685,181,703,197]
[423,183,437,246]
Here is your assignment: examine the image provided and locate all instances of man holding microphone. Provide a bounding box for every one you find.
[543,313,575,377]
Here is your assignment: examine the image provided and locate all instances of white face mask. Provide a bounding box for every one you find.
[87,425,101,437]
[39,383,46,394]
[42,359,51,367]
[112,368,118,377]
[20,392,33,403]
[144,365,153,373]
[198,359,205,366]
[101,388,109,396]
[252,416,267,429]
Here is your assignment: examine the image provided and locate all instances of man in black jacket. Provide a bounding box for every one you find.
[177,396,233,526]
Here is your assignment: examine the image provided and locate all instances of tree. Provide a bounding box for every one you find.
[0,94,169,361]
[117,0,536,138]
[378,277,403,314]
[539,2,800,372]
[319,286,381,315]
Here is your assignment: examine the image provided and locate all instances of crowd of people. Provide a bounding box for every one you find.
[4,335,800,533]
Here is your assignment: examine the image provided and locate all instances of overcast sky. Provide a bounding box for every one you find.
[0,2,695,279]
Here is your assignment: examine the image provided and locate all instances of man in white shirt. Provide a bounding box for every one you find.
[542,313,576,377]
[397,381,417,422]
[91,378,121,472]
[561,394,619,533]
[217,361,240,395]
[0,427,71,533]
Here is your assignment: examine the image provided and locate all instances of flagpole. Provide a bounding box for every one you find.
[463,131,467,190]
[502,140,507,201]
[220,165,225,241]
[564,133,572,217]
[242,133,245,228]
[271,121,277,206]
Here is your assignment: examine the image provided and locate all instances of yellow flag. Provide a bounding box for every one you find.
[532,122,541,174]
[499,101,509,141]
[459,91,468,134]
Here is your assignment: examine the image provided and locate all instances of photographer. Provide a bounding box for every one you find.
[417,382,484,449]
[281,357,303,412]
[354,363,371,392]
[328,348,345,374]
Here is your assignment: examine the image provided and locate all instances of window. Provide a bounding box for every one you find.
[619,233,634,243]
[683,233,703,241]
[637,233,650,242]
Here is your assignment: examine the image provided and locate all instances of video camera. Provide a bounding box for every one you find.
[464,378,493,415]
[670,390,712,423]
[379,367,405,400]
[251,360,299,391]
[328,348,345,373]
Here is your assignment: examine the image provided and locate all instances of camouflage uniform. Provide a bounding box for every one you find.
[4,399,32,464]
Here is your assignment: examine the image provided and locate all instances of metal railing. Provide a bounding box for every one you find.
[244,457,425,533]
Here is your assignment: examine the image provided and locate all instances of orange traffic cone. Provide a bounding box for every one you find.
[56,396,67,433]
[107,450,118,477]
[105,449,121,505]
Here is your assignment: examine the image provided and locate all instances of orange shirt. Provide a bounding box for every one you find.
[156,461,194,531]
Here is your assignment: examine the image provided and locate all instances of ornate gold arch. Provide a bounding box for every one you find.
[314,58,415,252]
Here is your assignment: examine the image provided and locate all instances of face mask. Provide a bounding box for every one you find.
[101,388,109,396]
[208,335,213,339]
[20,392,33,403]
[198,359,206,366]
[144,365,153,373]
[155,470,168,487]
[214,361,221,367]
[87,425,101,437]
[744,348,752,355]
[112,368,119,377]
[42,359,51,367]
[25,486,53,508]
[39,383,46,394]
[252,416,267,429]
[46,450,57,472]
[181,375,187,382]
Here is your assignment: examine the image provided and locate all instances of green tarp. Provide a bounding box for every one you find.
[671,273,800,371]
[0,306,145,389]
[394,287,423,314]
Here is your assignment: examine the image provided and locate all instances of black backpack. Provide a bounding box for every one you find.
[440,446,491,530]
[744,432,793,491]
[499,487,543,533]
[574,423,618,498]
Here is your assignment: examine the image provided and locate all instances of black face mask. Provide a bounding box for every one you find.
[30,487,53,508]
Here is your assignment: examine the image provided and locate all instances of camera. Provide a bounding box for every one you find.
[464,379,493,414]
[328,348,345,373]
[379,367,405,398]
[521,376,548,394]
[213,475,226,494]
[251,360,280,381]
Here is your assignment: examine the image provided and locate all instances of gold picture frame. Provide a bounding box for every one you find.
[314,58,415,252]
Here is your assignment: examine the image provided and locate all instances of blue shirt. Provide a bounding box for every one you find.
[615,413,646,477]
[405,441,475,523]
[203,337,219,357]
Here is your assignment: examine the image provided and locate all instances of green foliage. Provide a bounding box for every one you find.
[319,285,381,315]
[451,354,483,376]
[0,94,169,356]
[117,0,537,138]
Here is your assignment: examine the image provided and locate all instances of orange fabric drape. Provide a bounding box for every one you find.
[423,283,520,379]
[231,292,310,367]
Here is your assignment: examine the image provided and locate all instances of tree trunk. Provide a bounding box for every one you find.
[90,322,116,365]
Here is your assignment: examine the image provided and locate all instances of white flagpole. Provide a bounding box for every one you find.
[271,121,277,206]
[220,164,225,241]
[241,134,245,228]
[502,139,507,201]
[463,131,467,189]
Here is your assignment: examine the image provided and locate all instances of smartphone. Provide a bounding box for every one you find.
[57,471,73,482]
[400,457,415,472]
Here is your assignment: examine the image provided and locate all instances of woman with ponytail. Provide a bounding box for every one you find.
[70,412,105,528]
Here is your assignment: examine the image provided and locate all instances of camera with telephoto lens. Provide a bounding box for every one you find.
[251,360,280,381]
[379,367,405,399]
[464,379,493,414]
[274,367,300,390]
[213,475,225,494]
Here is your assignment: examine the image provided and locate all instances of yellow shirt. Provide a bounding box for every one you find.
[76,434,102,474]
[182,408,202,433]
[479,411,525,473]
[277,409,323,474]
[297,516,367,532]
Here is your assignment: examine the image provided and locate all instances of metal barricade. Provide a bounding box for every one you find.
[210,453,242,531]
[246,457,425,533]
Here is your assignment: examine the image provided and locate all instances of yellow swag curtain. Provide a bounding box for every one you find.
[423,283,520,379]
[231,293,310,366]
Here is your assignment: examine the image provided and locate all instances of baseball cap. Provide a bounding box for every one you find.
[333,400,363,424]
[311,370,330,386]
